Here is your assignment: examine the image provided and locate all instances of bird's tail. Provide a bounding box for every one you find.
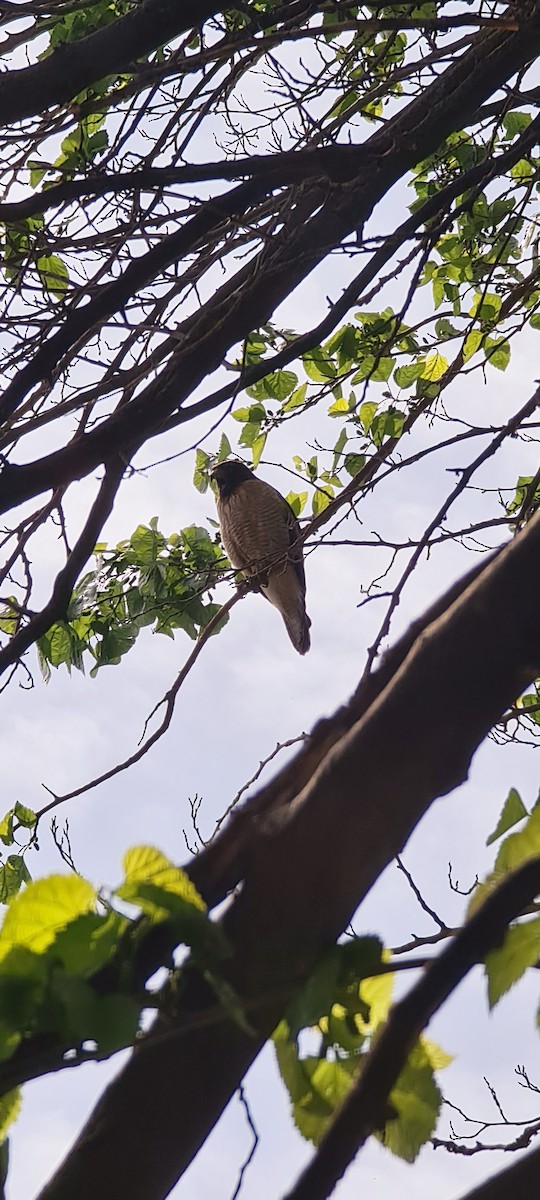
[283,607,311,655]
[262,572,311,654]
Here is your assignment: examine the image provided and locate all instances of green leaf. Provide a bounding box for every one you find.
[0,857,31,904]
[262,370,298,400]
[463,330,483,362]
[193,448,211,493]
[359,402,378,432]
[0,875,96,959]
[0,599,19,637]
[495,804,540,874]
[503,111,532,138]
[303,348,336,382]
[129,524,163,566]
[471,806,540,916]
[295,1056,356,1144]
[217,433,232,462]
[393,362,423,389]
[283,383,307,412]
[0,1090,20,1142]
[370,408,405,446]
[87,993,141,1055]
[469,292,502,322]
[420,1036,453,1070]
[327,397,350,416]
[285,492,308,517]
[286,955,343,1039]
[0,946,47,1034]
[45,623,70,667]
[13,803,36,830]
[331,427,348,469]
[484,337,511,372]
[485,918,540,1007]
[238,421,261,448]
[287,937,383,1037]
[251,432,266,468]
[27,159,48,187]
[0,813,14,848]
[356,962,394,1031]
[117,846,206,913]
[274,1024,356,1146]
[232,403,266,423]
[312,489,332,516]
[50,910,128,977]
[37,254,69,298]
[420,352,448,382]
[370,356,395,382]
[378,1043,441,1162]
[510,159,535,181]
[344,454,365,477]
[486,789,528,846]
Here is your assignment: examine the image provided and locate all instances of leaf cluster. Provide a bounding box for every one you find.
[0,844,230,1156]
[30,520,227,679]
[274,935,451,1163]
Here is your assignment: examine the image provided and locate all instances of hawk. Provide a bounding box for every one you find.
[212,460,311,654]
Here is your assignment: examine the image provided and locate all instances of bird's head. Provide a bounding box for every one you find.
[211,460,255,499]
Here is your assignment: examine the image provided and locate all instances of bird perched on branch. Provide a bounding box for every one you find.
[212,460,311,655]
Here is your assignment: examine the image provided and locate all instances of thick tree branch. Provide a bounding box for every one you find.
[0,0,222,127]
[282,857,540,1200]
[35,503,540,1200]
[187,537,503,908]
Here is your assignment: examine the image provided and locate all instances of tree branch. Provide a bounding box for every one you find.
[0,459,125,674]
[0,0,222,127]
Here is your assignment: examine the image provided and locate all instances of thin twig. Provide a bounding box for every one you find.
[36,587,244,823]
[230,1086,259,1200]
[213,735,308,836]
[396,855,448,931]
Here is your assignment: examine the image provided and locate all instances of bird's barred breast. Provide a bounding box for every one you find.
[219,480,290,574]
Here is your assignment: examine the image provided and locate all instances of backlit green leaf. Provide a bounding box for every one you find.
[37,254,69,297]
[485,917,540,1007]
[0,1089,20,1142]
[486,789,528,846]
[118,846,206,913]
[378,1043,441,1162]
[0,875,95,958]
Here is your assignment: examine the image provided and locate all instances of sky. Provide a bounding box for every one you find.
[2,16,540,1200]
